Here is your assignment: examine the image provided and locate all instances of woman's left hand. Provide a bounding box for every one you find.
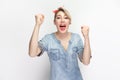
[81,26,89,38]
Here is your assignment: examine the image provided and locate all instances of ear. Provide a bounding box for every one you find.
[54,20,56,25]
[69,21,71,25]
[69,22,71,24]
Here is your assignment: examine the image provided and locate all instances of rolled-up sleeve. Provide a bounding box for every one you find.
[38,35,49,55]
[76,34,84,59]
[77,40,84,55]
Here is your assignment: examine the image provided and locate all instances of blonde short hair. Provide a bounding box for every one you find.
[54,7,71,23]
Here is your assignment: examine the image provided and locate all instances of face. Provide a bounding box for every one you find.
[54,11,71,33]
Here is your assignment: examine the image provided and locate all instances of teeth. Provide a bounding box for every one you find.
[60,25,66,27]
[60,26,65,27]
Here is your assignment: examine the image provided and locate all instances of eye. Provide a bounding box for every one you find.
[64,16,69,19]
[56,16,61,19]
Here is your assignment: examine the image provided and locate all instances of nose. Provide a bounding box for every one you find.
[61,18,65,23]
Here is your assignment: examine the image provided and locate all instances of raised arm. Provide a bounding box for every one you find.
[29,14,44,57]
[80,26,91,65]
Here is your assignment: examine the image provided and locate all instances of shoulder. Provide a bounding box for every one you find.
[71,33,83,47]
[72,32,81,38]
[42,33,54,40]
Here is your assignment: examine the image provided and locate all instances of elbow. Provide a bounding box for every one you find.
[28,50,37,57]
[81,59,91,65]
[29,54,36,57]
[28,46,39,57]
[82,61,90,65]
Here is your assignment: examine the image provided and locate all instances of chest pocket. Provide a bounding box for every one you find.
[72,47,79,54]
[48,49,60,61]
[72,47,79,59]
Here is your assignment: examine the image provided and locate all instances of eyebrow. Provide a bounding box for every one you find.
[56,15,61,17]
[56,15,67,17]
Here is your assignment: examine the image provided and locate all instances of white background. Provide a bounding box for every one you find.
[0,0,120,80]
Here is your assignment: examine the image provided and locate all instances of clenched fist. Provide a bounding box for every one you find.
[35,14,44,26]
[81,26,89,38]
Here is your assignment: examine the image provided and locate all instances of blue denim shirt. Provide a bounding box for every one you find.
[38,33,84,80]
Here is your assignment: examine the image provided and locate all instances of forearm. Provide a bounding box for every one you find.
[29,24,41,57]
[82,36,91,65]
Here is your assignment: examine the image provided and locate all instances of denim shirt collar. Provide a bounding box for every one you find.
[52,32,73,44]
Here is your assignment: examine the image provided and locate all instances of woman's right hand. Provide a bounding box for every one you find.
[35,14,44,26]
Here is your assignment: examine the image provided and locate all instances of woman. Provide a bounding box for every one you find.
[29,7,91,80]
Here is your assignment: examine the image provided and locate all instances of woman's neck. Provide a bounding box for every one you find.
[55,32,70,40]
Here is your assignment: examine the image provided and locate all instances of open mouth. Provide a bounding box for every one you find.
[59,25,66,31]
